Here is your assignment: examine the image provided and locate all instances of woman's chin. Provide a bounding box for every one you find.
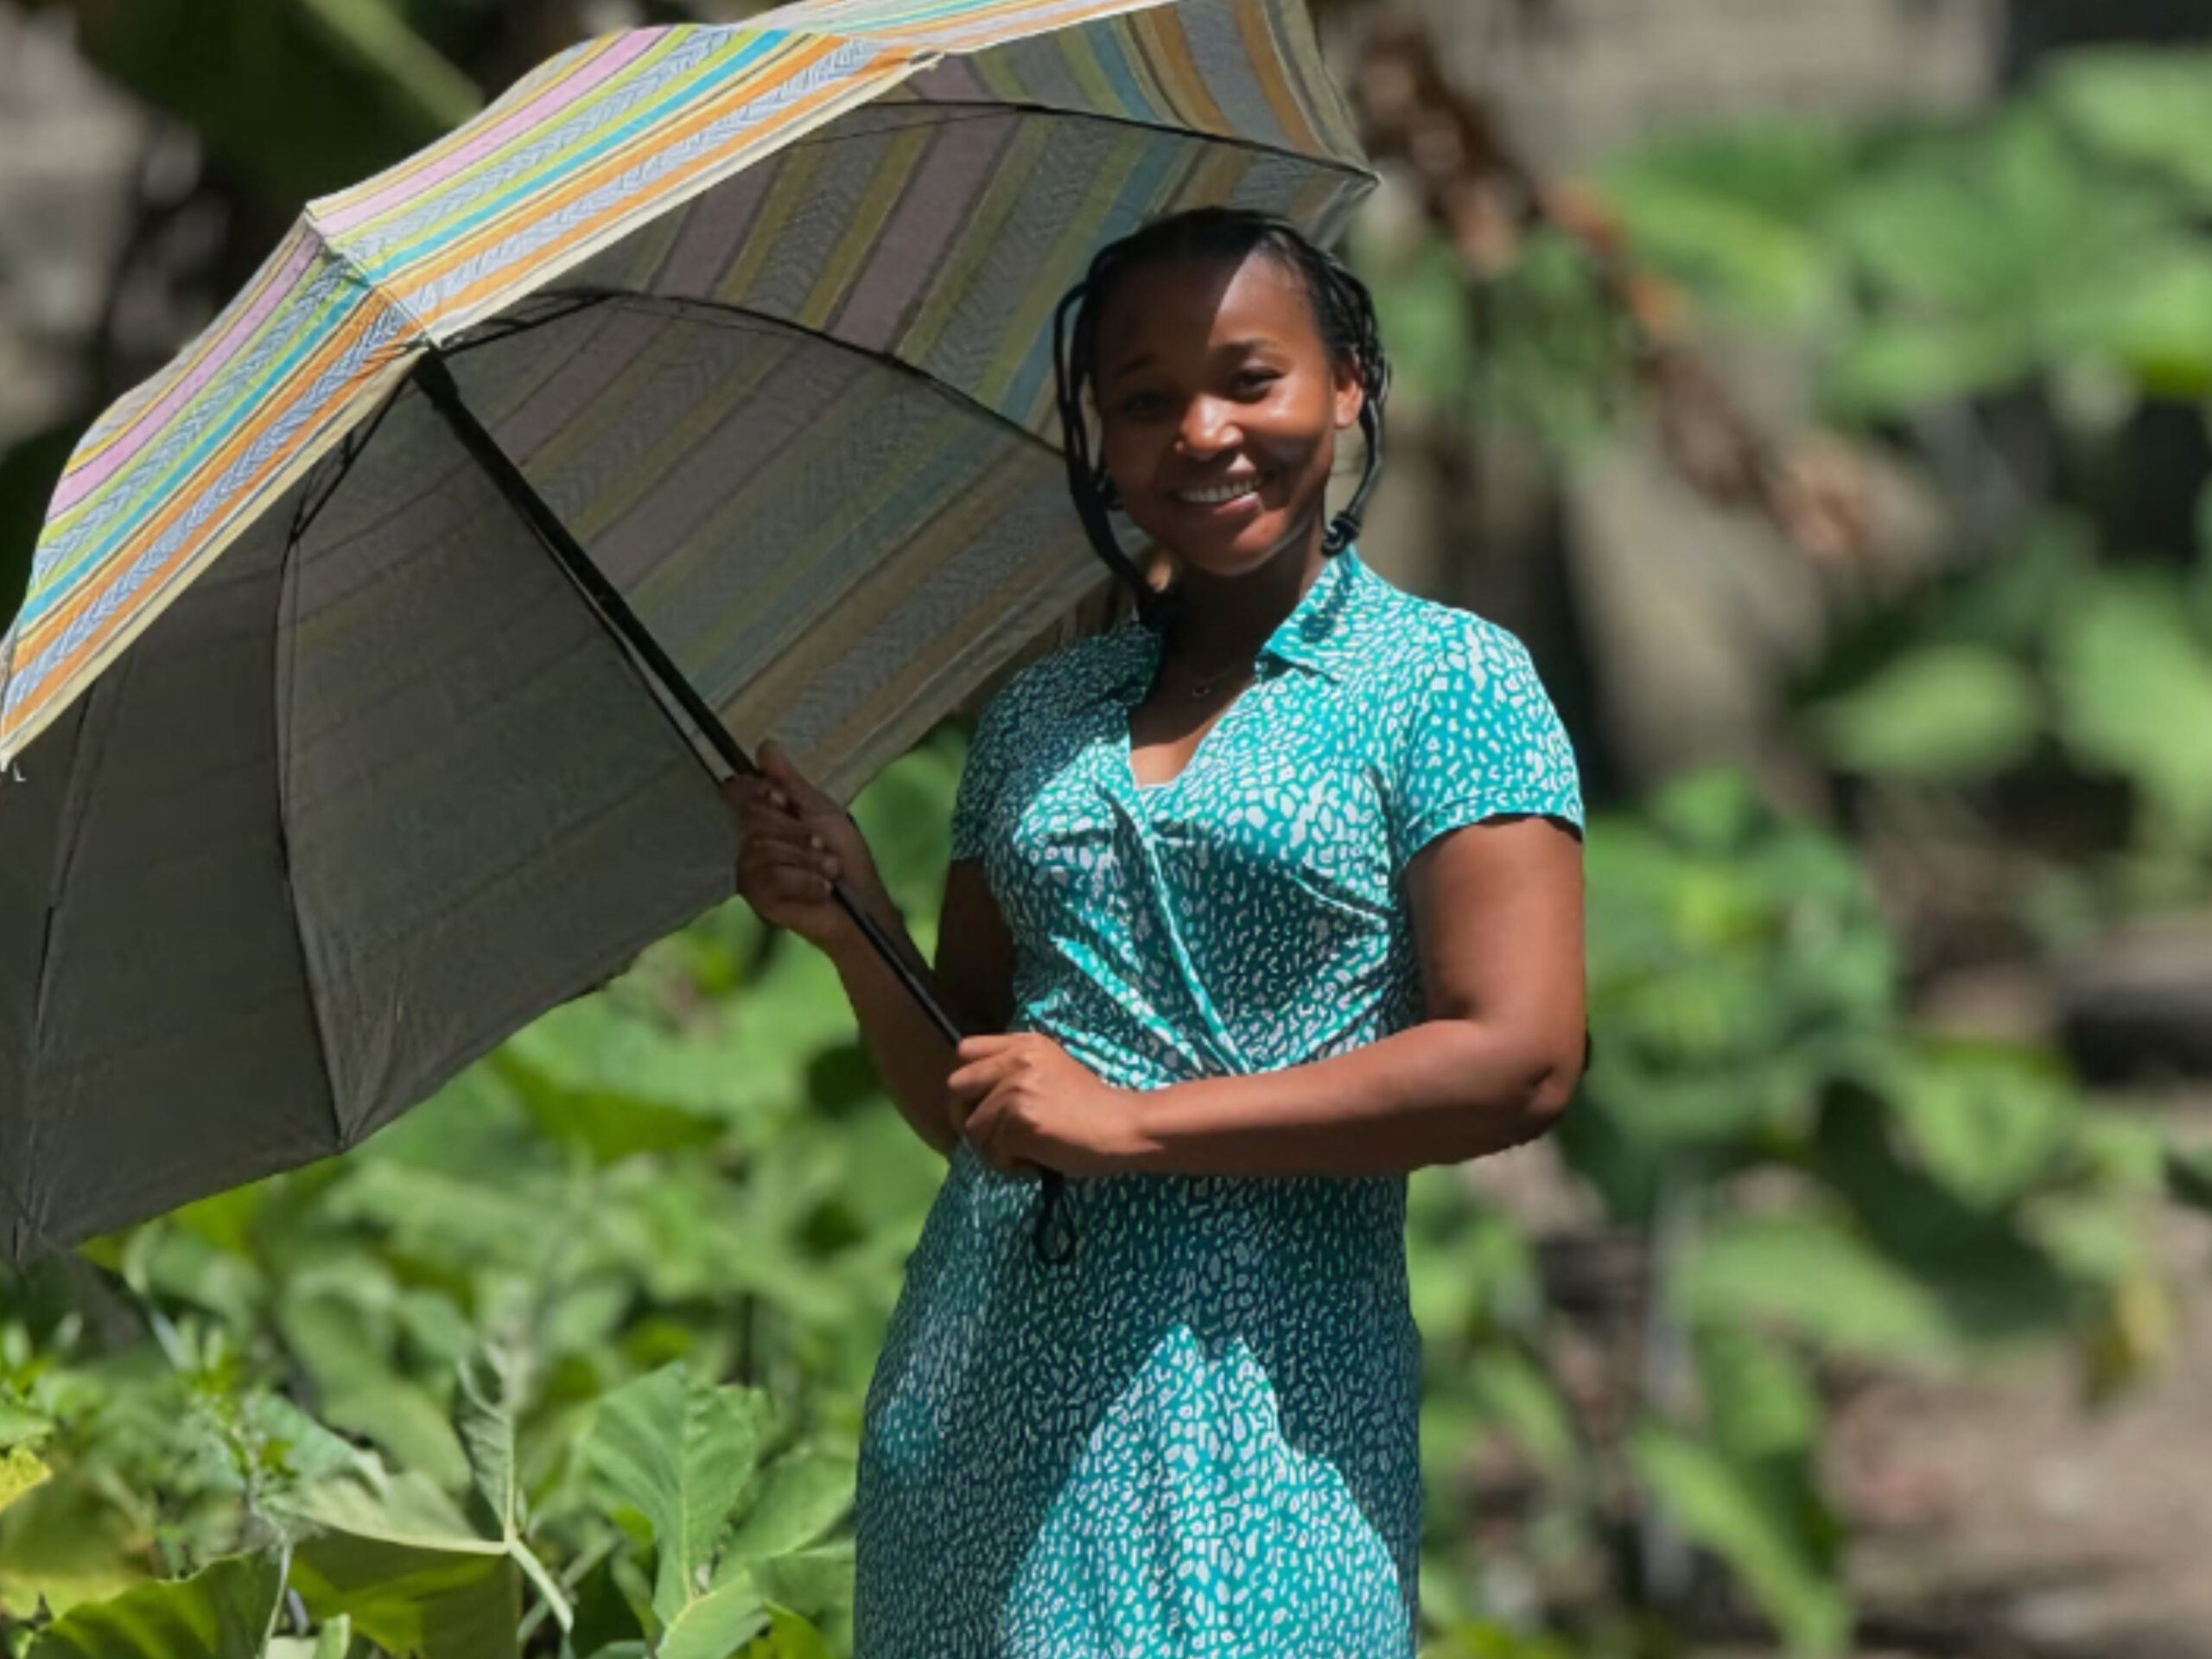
[1141,502,1303,572]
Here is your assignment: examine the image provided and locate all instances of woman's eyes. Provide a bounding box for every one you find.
[1117,371,1279,414]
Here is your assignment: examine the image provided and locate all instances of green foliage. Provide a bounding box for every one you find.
[0,733,964,1655]
[24,1554,284,1659]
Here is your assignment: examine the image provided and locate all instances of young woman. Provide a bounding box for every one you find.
[726,207,1586,1657]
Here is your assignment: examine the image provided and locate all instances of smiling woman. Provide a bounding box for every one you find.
[829,207,1588,1658]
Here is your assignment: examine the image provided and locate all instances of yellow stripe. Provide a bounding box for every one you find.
[799,122,933,332]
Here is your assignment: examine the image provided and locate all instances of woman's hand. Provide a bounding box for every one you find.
[722,738,889,951]
[949,1033,1155,1178]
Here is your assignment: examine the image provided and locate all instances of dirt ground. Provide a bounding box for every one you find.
[1832,1191,2212,1659]
[1464,1096,2212,1659]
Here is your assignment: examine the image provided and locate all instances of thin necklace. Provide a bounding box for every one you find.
[1176,652,1255,702]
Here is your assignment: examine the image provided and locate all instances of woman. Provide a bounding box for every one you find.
[726,207,1586,1657]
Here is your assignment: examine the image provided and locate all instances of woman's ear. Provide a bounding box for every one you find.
[1332,352,1365,431]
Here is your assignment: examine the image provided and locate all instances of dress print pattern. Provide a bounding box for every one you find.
[852,545,1582,1657]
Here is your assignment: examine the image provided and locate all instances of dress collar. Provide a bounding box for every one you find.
[1106,543,1370,705]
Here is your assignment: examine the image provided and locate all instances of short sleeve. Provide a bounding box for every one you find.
[1390,617,1583,865]
[948,671,1025,863]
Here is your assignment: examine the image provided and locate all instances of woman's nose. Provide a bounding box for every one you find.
[1175,397,1240,455]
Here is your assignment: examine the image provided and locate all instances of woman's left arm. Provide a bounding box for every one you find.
[1125,813,1586,1178]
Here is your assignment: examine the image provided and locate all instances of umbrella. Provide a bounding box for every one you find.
[0,0,1375,1268]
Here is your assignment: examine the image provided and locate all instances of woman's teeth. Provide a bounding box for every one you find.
[1173,476,1267,505]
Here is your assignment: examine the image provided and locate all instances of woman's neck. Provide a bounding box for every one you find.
[1160,526,1327,666]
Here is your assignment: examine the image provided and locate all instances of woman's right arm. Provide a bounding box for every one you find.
[823,855,1014,1161]
[726,738,1015,1160]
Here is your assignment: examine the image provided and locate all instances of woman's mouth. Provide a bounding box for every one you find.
[1169,472,1273,509]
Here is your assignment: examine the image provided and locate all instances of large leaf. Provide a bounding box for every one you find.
[27,1552,284,1659]
[748,1545,855,1630]
[0,1480,148,1619]
[1599,120,1853,325]
[1679,1213,1954,1362]
[275,1464,517,1659]
[1630,1425,1851,1656]
[0,1445,50,1516]
[2050,575,2212,849]
[738,1606,839,1659]
[275,1342,566,1659]
[721,1447,855,1564]
[579,1363,776,1631]
[1822,109,2203,413]
[1885,1042,2075,1211]
[266,1615,351,1659]
[490,1048,724,1169]
[1803,644,2042,781]
[2046,48,2212,205]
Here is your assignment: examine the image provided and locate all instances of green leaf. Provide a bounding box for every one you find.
[1803,645,2042,780]
[1680,1214,1955,1362]
[1461,1350,1578,1475]
[0,1446,49,1516]
[490,1048,725,1168]
[1693,1327,1820,1464]
[2051,575,2212,848]
[1600,123,1851,325]
[280,1496,517,1659]
[2046,47,2212,204]
[0,1480,148,1618]
[722,1447,855,1564]
[0,1399,53,1449]
[1630,1425,1851,1656]
[658,1573,771,1659]
[27,1552,284,1659]
[1885,1042,2075,1210]
[738,1605,839,1659]
[266,1615,351,1659]
[747,1545,854,1630]
[579,1363,776,1628]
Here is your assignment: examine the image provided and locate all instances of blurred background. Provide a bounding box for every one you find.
[7,2,2212,1656]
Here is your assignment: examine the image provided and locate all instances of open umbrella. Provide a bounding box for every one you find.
[0,0,1374,1267]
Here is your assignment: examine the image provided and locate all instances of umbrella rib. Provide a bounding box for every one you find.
[771,95,1375,191]
[467,287,1071,469]
[410,351,971,1054]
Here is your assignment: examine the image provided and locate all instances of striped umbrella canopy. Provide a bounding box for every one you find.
[0,0,1373,1263]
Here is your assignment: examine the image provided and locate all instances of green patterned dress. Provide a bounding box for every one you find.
[853,545,1583,1657]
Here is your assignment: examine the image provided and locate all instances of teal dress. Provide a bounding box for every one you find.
[852,546,1582,1657]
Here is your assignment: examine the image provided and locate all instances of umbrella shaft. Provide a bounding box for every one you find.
[410,351,960,1048]
[411,350,1074,1268]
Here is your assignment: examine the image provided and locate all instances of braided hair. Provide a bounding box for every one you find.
[1050,207,1391,635]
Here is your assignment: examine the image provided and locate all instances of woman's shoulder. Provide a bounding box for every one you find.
[1352,576,1538,689]
[972,623,1146,732]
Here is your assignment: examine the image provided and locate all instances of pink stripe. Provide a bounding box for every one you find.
[837,113,1009,352]
[54,230,323,515]
[657,162,775,297]
[318,31,664,237]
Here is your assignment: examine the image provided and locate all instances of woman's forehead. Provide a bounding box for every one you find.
[1095,250,1321,367]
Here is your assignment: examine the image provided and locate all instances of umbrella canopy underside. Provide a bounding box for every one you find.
[0,0,1372,1260]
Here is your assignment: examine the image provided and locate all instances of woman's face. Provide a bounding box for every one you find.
[1092,249,1363,579]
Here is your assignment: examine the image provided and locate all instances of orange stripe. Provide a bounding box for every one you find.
[390,36,851,310]
[316,35,638,227]
[71,227,321,470]
[407,44,889,327]
[1235,0,1324,157]
[16,304,399,664]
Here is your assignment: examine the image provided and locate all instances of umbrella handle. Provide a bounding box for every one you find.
[412,351,1077,1265]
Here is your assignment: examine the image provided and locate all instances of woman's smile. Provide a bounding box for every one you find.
[1168,470,1274,510]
